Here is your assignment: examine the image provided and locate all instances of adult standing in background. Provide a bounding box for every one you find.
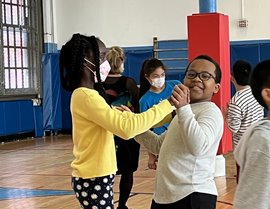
[103,46,140,209]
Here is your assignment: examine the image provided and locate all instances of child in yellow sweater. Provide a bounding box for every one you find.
[59,33,182,209]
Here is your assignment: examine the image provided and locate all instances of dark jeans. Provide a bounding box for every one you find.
[151,192,217,209]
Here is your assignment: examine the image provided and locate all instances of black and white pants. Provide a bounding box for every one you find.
[71,174,115,209]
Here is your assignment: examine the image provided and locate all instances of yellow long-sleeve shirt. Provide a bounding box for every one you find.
[71,87,173,178]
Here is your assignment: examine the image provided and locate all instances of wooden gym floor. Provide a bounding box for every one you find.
[0,135,236,209]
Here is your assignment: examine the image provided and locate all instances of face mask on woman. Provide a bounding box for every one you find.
[119,63,124,74]
[150,76,165,88]
[84,58,111,82]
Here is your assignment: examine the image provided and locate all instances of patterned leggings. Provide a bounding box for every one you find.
[71,174,115,209]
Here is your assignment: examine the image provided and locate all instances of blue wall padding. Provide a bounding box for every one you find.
[33,106,43,137]
[123,48,153,84]
[4,102,20,134]
[260,44,270,61]
[1,40,270,138]
[230,44,259,96]
[199,0,217,13]
[0,100,34,136]
[42,53,63,131]
[230,41,270,116]
[42,53,72,131]
[230,45,259,67]
[0,103,5,134]
[44,43,58,53]
[61,88,72,130]
[19,100,35,132]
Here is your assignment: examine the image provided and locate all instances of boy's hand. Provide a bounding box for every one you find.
[170,84,190,108]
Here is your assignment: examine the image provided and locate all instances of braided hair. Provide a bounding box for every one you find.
[139,58,166,98]
[59,33,108,101]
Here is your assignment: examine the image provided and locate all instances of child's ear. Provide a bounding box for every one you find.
[213,83,221,94]
[145,75,151,83]
[230,75,235,83]
[261,88,270,104]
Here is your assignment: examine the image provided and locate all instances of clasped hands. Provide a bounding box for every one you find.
[115,84,190,112]
[169,83,190,109]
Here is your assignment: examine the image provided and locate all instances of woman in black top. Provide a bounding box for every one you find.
[103,46,140,209]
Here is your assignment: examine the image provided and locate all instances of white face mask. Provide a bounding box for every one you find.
[150,77,165,88]
[84,58,111,83]
[119,63,124,74]
[99,60,111,82]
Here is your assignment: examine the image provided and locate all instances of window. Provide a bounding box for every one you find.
[0,0,43,98]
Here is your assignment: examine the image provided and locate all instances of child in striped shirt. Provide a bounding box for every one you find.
[233,60,270,209]
[225,60,264,182]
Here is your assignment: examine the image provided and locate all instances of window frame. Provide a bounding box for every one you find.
[0,0,43,100]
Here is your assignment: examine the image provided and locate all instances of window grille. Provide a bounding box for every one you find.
[0,0,43,98]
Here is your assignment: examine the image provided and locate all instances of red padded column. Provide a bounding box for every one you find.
[187,13,232,154]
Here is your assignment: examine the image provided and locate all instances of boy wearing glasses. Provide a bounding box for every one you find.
[135,55,223,209]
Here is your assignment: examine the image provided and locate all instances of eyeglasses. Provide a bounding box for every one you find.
[185,70,215,81]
